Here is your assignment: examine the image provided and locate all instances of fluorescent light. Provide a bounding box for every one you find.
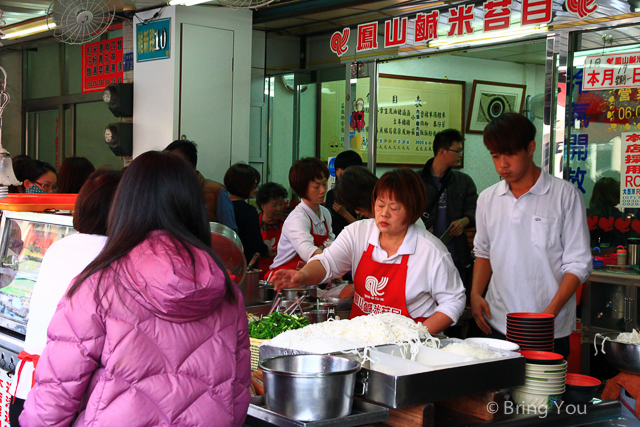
[168,0,211,5]
[1,23,55,39]
[429,26,547,49]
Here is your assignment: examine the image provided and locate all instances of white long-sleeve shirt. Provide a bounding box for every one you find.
[310,219,466,324]
[269,202,334,270]
[474,171,592,338]
[10,233,107,400]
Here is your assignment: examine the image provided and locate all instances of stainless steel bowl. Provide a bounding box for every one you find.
[603,333,640,375]
[210,222,246,284]
[258,281,275,302]
[280,286,317,300]
[259,355,361,421]
[304,309,334,324]
[323,296,353,311]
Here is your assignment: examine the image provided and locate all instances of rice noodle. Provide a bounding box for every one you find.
[594,333,609,356]
[441,342,502,359]
[616,329,640,345]
[264,313,438,360]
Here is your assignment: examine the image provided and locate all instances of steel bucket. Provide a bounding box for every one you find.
[239,269,261,306]
[258,280,275,302]
[280,286,317,300]
[259,355,361,421]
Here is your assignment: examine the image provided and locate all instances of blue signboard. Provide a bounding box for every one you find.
[123,52,134,71]
[136,18,170,62]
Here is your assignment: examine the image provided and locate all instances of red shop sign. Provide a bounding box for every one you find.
[81,37,124,93]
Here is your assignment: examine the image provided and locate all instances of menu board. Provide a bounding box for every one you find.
[377,75,465,165]
[0,220,75,334]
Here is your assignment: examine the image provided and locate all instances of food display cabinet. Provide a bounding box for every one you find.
[0,211,75,376]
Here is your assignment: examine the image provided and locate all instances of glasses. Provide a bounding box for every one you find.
[446,148,464,155]
[34,181,57,192]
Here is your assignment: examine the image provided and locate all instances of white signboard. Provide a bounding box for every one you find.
[621,131,640,208]
[583,52,640,91]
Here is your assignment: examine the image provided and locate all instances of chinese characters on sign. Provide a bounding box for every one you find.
[583,52,640,91]
[136,17,171,62]
[568,134,588,194]
[328,0,599,57]
[81,38,124,93]
[376,75,464,165]
[621,131,640,208]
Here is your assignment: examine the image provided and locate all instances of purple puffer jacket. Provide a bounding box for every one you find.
[20,230,251,427]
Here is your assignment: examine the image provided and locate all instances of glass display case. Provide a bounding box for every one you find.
[0,211,75,373]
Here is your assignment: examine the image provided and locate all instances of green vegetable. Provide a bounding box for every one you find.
[248,312,310,339]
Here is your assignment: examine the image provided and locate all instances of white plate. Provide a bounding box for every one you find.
[464,337,520,351]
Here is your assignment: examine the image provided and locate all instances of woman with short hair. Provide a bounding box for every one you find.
[224,163,271,263]
[267,157,334,278]
[20,160,57,194]
[272,168,465,334]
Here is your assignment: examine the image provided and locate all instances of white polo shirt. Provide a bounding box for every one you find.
[269,201,334,270]
[310,219,466,324]
[474,171,592,338]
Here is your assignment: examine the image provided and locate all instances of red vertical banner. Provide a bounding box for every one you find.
[81,37,124,93]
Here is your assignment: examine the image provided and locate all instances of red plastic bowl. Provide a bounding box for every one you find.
[520,350,564,364]
[507,319,555,327]
[507,326,554,334]
[507,331,555,340]
[565,373,601,387]
[507,312,555,320]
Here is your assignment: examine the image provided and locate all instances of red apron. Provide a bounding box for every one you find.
[258,213,282,279]
[266,215,329,279]
[351,244,426,323]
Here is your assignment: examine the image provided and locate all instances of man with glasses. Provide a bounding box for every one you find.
[420,128,478,285]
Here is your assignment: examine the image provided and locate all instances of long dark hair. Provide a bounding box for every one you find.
[67,151,236,304]
[73,168,123,235]
[57,157,96,194]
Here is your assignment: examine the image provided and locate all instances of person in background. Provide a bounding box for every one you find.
[165,140,238,232]
[326,150,363,235]
[9,168,122,427]
[420,129,478,285]
[267,157,334,278]
[224,163,271,264]
[56,156,96,194]
[470,113,591,358]
[334,165,379,219]
[9,155,31,194]
[272,168,465,334]
[20,160,57,194]
[20,151,250,427]
[255,182,288,277]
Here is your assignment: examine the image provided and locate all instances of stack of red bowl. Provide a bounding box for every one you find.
[506,312,555,351]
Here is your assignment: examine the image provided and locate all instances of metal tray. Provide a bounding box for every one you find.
[245,396,389,427]
[259,340,526,409]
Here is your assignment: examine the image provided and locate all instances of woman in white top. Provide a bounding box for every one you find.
[8,169,123,426]
[267,157,334,277]
[272,168,465,334]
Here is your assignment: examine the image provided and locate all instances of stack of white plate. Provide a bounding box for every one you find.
[512,359,567,412]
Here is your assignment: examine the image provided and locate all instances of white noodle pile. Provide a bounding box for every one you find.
[616,329,640,345]
[441,342,502,359]
[265,313,436,357]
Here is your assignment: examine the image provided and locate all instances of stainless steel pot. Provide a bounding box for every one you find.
[304,309,334,324]
[276,299,313,313]
[238,269,261,306]
[323,296,353,311]
[628,238,640,266]
[258,280,275,302]
[602,333,640,375]
[259,355,361,421]
[209,223,246,284]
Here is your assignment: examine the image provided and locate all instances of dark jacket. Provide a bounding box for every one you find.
[420,158,478,269]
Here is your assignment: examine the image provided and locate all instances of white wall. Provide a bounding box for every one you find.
[133,5,252,173]
[378,53,546,192]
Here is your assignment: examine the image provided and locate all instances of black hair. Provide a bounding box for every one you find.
[433,129,464,155]
[224,163,261,199]
[335,150,363,170]
[334,166,378,213]
[484,112,536,154]
[289,157,329,199]
[57,157,96,194]
[21,159,57,184]
[73,168,123,235]
[165,140,198,168]
[256,182,288,210]
[67,151,235,304]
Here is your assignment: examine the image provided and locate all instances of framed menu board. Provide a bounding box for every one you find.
[377,74,465,166]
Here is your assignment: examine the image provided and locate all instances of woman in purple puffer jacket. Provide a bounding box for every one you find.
[20,151,251,427]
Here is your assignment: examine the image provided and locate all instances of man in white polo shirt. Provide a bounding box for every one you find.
[470,112,591,358]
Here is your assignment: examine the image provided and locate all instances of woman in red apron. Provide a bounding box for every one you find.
[256,183,288,279]
[270,168,466,334]
[266,158,334,280]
